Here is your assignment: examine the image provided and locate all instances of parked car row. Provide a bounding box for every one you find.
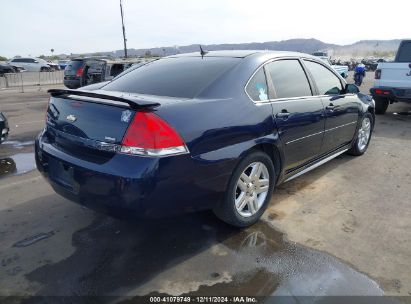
[312,52,349,78]
[6,57,60,72]
[63,58,146,89]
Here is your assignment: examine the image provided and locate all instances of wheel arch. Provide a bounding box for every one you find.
[249,143,282,184]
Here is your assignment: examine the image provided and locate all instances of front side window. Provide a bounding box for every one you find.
[303,60,343,95]
[246,68,268,101]
[266,60,312,99]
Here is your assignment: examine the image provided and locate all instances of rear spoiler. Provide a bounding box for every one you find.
[48,89,160,109]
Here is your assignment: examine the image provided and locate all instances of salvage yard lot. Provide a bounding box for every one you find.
[0,73,410,298]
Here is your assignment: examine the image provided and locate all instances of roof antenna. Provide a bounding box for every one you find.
[199,45,208,58]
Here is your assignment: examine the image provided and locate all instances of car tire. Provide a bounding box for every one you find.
[374,97,389,115]
[213,151,275,227]
[347,113,374,156]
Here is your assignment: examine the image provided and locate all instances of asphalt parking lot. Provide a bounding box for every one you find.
[0,73,410,300]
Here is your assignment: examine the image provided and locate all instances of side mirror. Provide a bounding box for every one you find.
[34,60,39,63]
[345,83,360,94]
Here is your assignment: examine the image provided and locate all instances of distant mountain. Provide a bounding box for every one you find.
[332,40,403,58]
[66,38,407,59]
[113,38,337,57]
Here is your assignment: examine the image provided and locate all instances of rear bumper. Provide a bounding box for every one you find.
[370,87,411,103]
[63,78,81,89]
[35,132,234,218]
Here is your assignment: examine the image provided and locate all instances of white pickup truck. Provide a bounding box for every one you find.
[370,40,411,114]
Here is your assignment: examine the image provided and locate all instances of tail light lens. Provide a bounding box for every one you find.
[76,68,84,77]
[375,69,381,79]
[120,112,188,157]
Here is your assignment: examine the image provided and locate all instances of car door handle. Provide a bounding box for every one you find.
[326,104,340,110]
[330,95,344,101]
[275,110,290,119]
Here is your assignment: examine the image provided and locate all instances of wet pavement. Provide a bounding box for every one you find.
[1,210,383,301]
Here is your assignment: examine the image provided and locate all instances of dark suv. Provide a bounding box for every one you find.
[64,58,106,89]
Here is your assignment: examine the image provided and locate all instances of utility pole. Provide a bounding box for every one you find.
[119,0,128,58]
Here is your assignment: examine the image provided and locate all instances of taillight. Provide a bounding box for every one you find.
[76,68,84,77]
[375,69,381,79]
[120,112,188,157]
[375,89,390,96]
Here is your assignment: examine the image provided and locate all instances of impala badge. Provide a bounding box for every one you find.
[66,114,77,123]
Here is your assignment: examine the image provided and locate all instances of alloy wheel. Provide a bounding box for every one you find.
[357,117,371,151]
[235,162,270,217]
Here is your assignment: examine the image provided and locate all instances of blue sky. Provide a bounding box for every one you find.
[1,0,409,57]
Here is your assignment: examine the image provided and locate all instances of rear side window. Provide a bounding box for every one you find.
[303,60,343,95]
[246,68,268,101]
[396,41,411,62]
[12,58,28,63]
[103,57,240,98]
[266,60,312,99]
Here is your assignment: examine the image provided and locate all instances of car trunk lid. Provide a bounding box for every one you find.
[45,89,161,162]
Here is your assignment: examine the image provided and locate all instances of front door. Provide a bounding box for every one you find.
[302,60,359,154]
[265,59,325,172]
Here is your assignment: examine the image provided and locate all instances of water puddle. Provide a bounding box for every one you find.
[0,153,36,178]
[393,111,411,116]
[24,212,383,299]
[2,140,35,149]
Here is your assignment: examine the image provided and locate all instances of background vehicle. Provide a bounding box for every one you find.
[36,51,374,227]
[0,113,9,143]
[0,64,16,76]
[312,52,349,78]
[63,58,106,89]
[63,58,142,89]
[7,57,52,72]
[46,60,60,71]
[58,60,69,70]
[370,40,411,114]
[354,64,366,86]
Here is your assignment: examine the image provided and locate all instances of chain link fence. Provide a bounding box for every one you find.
[0,71,64,91]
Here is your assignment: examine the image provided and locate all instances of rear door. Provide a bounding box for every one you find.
[303,59,359,154]
[26,58,38,71]
[266,59,325,172]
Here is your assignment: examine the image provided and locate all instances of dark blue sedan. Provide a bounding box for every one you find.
[35,51,375,227]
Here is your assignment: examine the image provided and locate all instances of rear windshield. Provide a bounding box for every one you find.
[102,57,241,98]
[396,41,411,62]
[66,60,84,70]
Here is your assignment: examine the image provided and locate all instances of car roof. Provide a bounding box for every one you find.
[168,50,317,59]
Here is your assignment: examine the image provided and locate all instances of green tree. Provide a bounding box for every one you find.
[0,56,8,61]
